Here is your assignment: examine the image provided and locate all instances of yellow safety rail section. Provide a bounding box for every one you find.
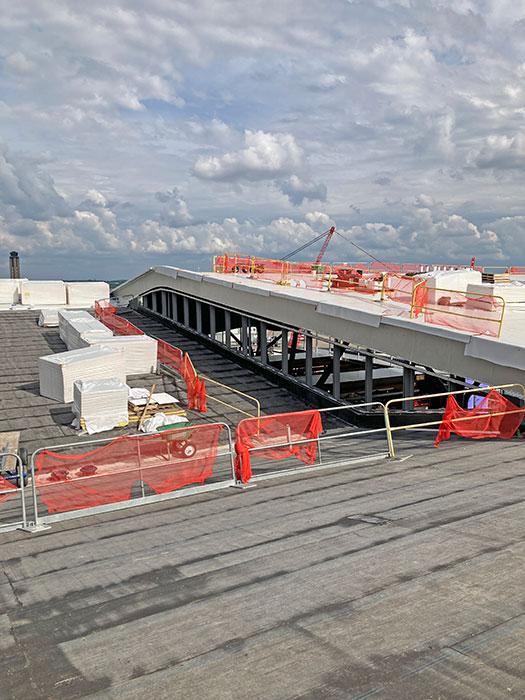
[383,383,525,458]
[197,373,261,421]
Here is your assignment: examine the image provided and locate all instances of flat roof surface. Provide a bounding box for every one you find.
[1,434,525,698]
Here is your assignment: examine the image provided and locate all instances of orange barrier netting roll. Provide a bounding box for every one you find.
[34,425,224,513]
[435,390,524,447]
[234,409,323,483]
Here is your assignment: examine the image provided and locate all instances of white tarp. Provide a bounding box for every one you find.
[38,309,60,327]
[84,335,158,374]
[20,280,67,306]
[66,281,110,308]
[73,377,129,434]
[139,412,188,433]
[39,346,126,403]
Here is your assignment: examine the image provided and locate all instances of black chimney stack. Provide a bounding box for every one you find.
[9,251,21,279]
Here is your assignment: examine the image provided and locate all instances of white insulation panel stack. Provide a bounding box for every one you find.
[466,282,525,308]
[39,346,126,403]
[84,335,158,375]
[20,280,67,307]
[38,309,60,327]
[58,310,113,350]
[73,378,129,434]
[0,279,25,307]
[66,282,110,308]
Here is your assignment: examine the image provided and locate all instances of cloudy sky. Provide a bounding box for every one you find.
[1,0,525,279]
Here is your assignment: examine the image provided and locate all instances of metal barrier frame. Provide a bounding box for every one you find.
[384,383,525,458]
[27,422,236,529]
[0,452,28,532]
[238,402,390,483]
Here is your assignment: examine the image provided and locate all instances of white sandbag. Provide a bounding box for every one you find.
[39,346,126,403]
[0,278,25,306]
[66,281,110,308]
[73,378,129,434]
[38,309,60,327]
[87,335,158,374]
[140,412,188,433]
[20,280,67,306]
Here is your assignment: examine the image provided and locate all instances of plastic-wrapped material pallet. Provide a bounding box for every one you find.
[85,335,158,374]
[58,310,113,350]
[0,279,25,307]
[420,269,482,304]
[20,280,67,307]
[39,346,126,403]
[73,378,129,434]
[466,282,525,306]
[66,282,110,308]
[38,309,60,327]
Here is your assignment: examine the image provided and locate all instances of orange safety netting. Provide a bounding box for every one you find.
[34,424,224,513]
[234,409,323,483]
[0,475,16,504]
[413,289,504,337]
[95,301,207,412]
[435,390,524,447]
[94,299,117,317]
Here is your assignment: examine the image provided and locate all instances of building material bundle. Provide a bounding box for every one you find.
[0,279,25,307]
[81,335,158,375]
[66,282,110,308]
[73,378,129,434]
[38,309,60,327]
[39,346,126,403]
[420,269,482,304]
[58,310,113,350]
[466,282,525,306]
[20,280,67,307]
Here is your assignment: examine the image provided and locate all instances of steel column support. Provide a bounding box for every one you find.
[209,305,216,339]
[196,301,202,334]
[183,296,189,327]
[160,291,168,317]
[172,293,178,322]
[224,310,231,348]
[259,321,268,364]
[365,355,374,404]
[305,335,313,386]
[281,329,289,374]
[332,344,341,400]
[403,366,415,410]
[241,316,250,354]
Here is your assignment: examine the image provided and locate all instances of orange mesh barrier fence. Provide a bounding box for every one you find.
[413,288,504,337]
[382,273,425,308]
[99,313,145,336]
[0,475,16,504]
[95,299,117,317]
[34,425,224,513]
[435,391,524,447]
[234,409,323,483]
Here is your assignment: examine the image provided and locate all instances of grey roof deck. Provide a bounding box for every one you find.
[0,310,524,698]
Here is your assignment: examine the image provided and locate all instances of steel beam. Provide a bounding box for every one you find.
[305,335,313,386]
[209,304,216,339]
[281,329,289,374]
[183,296,190,328]
[332,344,341,400]
[259,321,268,364]
[196,301,202,334]
[224,309,231,348]
[365,354,374,404]
[403,366,415,410]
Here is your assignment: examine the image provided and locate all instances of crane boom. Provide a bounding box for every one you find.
[314,226,335,265]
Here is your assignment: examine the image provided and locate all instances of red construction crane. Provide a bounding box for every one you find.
[314,226,335,265]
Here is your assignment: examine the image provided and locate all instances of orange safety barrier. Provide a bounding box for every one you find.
[0,475,16,504]
[435,391,524,447]
[412,288,504,337]
[234,409,323,483]
[34,425,224,513]
[94,299,117,317]
[95,301,206,412]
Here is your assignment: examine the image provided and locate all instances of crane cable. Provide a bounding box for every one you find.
[281,226,390,270]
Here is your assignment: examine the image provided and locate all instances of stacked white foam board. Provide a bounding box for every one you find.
[83,335,158,375]
[38,309,60,327]
[66,282,110,308]
[58,310,113,350]
[466,282,525,309]
[73,378,129,434]
[0,279,25,307]
[39,346,126,403]
[420,269,482,304]
[20,280,67,307]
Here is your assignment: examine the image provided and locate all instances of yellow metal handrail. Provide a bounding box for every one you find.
[409,286,506,338]
[198,373,261,421]
[383,383,525,458]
